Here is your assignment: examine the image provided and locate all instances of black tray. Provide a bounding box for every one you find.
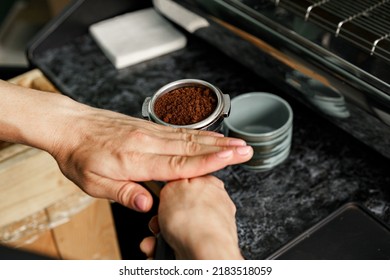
[26,0,152,93]
[267,202,390,260]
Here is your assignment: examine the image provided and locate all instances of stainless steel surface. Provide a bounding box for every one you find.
[278,0,390,56]
[156,0,390,159]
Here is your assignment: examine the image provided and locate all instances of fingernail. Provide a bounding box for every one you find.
[236,145,252,155]
[216,149,233,158]
[135,194,148,212]
[148,216,159,235]
[229,139,247,146]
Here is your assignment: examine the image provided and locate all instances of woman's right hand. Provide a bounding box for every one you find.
[140,175,244,260]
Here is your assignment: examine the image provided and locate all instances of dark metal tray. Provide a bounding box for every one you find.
[267,202,390,260]
[26,0,152,93]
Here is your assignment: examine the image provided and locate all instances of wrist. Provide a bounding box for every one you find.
[172,231,243,260]
[34,93,89,155]
[190,234,243,260]
[0,80,88,153]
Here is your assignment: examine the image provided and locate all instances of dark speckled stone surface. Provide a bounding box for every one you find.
[34,34,390,260]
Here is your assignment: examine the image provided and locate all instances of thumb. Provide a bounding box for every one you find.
[115,181,154,212]
[89,178,154,212]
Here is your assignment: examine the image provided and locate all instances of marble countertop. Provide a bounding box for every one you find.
[34,34,390,260]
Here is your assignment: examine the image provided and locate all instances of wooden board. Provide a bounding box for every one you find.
[17,229,60,259]
[0,147,81,228]
[51,199,121,260]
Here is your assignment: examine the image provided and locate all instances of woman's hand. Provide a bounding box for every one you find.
[51,106,253,212]
[140,176,244,259]
[0,81,253,212]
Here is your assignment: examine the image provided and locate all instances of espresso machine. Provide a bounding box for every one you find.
[154,0,390,160]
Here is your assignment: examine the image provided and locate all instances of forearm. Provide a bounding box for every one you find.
[0,79,86,153]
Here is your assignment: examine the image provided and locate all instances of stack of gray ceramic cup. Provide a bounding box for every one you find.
[224,92,293,171]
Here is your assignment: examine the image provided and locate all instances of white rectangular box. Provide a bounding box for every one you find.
[89,8,187,69]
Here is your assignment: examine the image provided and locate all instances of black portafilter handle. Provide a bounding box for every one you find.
[145,180,175,260]
[143,181,176,260]
[154,233,176,260]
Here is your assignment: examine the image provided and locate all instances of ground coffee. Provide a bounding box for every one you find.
[154,86,217,125]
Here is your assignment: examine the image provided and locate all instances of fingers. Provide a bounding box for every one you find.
[140,236,156,259]
[118,116,245,148]
[114,182,154,212]
[193,175,226,190]
[126,145,253,181]
[123,126,247,156]
[130,137,226,156]
[140,215,159,259]
[162,128,245,147]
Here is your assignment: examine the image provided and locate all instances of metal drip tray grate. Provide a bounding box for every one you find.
[277,0,390,60]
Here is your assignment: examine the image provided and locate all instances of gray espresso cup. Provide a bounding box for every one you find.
[223,92,293,171]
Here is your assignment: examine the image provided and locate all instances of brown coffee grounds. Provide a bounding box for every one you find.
[154,86,217,125]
